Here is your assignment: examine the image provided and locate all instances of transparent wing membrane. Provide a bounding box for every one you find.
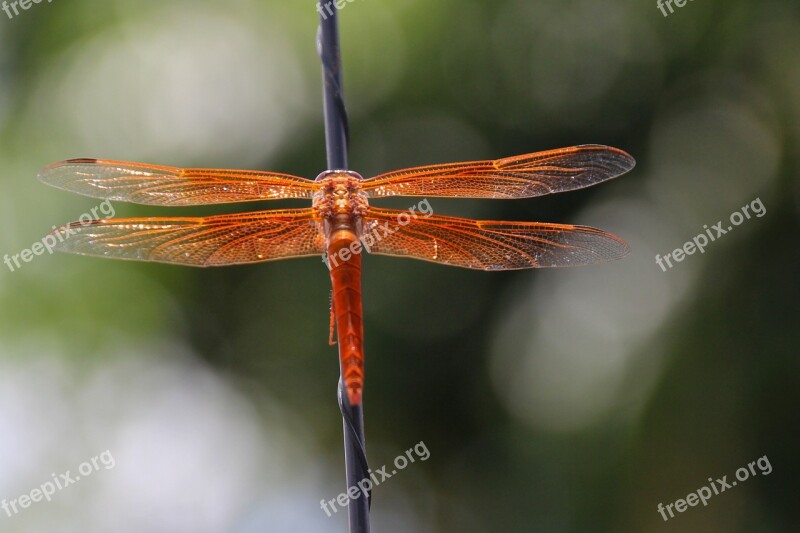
[39,159,318,205]
[49,209,325,267]
[364,207,629,270]
[362,145,634,199]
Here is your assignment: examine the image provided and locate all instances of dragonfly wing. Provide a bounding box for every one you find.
[361,145,634,199]
[363,208,629,270]
[39,159,318,205]
[48,209,325,267]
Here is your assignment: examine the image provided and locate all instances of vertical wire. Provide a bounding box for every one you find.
[317,11,350,170]
[317,5,371,532]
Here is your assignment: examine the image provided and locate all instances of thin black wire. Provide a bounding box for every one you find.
[338,380,372,497]
[318,5,371,532]
[316,24,350,170]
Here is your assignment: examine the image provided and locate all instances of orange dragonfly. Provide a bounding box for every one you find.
[39,144,634,406]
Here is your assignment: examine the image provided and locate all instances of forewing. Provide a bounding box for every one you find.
[363,208,629,270]
[48,209,325,267]
[361,145,634,199]
[39,159,318,205]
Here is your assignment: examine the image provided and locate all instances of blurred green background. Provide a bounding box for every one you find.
[0,0,798,531]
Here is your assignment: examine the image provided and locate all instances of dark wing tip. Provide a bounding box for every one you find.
[581,226,631,264]
[606,147,636,173]
[576,144,636,174]
[616,237,632,258]
[38,158,96,181]
[538,224,632,268]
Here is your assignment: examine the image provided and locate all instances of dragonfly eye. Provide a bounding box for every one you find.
[314,170,364,182]
[314,170,336,182]
[343,170,364,181]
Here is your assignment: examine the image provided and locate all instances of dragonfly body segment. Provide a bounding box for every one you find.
[313,170,369,405]
[328,225,366,406]
[40,145,636,405]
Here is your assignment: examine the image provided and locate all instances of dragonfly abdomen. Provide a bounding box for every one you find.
[328,221,365,406]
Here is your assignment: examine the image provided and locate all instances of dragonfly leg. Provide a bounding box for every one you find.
[328,291,337,346]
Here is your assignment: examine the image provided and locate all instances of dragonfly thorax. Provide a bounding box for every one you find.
[312,170,369,220]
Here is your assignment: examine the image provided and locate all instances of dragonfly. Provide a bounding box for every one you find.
[39,144,635,406]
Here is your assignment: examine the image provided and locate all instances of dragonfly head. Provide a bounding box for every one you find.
[312,170,369,219]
